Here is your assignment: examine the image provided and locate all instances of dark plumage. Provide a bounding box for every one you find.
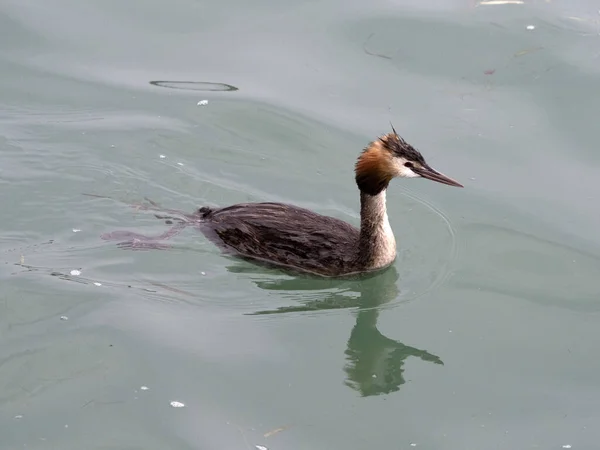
[198,202,362,277]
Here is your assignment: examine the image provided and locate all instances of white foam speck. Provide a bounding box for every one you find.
[410,444,417,447]
[72,228,81,233]
[562,446,572,449]
[140,386,149,391]
[93,282,102,286]
[200,271,206,275]
[70,269,81,276]
[60,316,68,321]
[197,100,209,106]
[256,446,268,450]
[170,401,185,408]
[14,415,23,419]
[177,162,184,166]
[526,25,535,30]
[159,154,166,159]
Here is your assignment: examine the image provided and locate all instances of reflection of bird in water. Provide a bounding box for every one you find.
[344,304,443,397]
[99,127,461,277]
[244,265,444,397]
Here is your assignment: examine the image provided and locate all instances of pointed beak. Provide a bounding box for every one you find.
[413,164,464,188]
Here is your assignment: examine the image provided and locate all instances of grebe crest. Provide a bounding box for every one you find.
[355,126,462,196]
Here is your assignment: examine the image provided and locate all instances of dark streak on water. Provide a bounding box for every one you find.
[149,80,239,92]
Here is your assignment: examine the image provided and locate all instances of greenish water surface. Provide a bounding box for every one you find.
[1,0,599,448]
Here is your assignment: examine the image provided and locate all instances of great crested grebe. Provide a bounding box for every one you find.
[192,127,463,277]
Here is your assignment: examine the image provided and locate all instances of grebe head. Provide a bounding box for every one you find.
[355,126,463,195]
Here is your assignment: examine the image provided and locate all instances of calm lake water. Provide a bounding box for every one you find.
[1,0,600,448]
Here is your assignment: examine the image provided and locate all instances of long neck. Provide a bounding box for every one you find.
[356,190,397,269]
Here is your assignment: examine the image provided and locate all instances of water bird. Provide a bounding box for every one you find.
[195,127,463,277]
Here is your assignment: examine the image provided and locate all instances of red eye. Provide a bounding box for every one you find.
[404,162,414,168]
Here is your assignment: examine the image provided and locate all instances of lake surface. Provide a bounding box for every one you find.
[1,0,599,448]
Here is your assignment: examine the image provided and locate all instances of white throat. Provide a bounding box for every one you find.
[359,190,397,269]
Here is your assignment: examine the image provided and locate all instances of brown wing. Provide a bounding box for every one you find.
[201,202,359,275]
